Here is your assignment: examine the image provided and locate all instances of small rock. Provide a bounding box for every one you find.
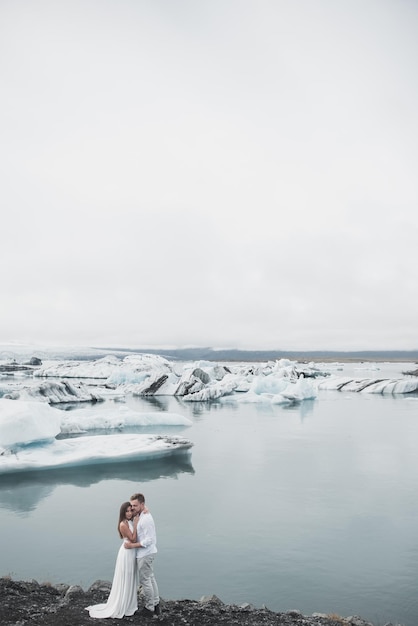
[346,617,374,626]
[199,594,224,605]
[63,584,84,600]
[88,579,112,593]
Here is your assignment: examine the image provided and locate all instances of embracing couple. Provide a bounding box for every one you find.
[86,492,160,619]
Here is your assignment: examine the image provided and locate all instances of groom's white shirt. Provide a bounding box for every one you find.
[136,512,157,559]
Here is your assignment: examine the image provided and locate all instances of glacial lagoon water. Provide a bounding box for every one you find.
[0,361,418,626]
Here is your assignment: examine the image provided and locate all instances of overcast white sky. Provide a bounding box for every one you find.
[1,0,417,351]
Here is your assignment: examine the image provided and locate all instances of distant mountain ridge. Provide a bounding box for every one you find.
[2,344,418,363]
[94,346,418,362]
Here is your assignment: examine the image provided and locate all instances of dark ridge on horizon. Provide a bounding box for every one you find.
[94,346,418,362]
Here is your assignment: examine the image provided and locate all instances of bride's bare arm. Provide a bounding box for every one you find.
[124,539,142,549]
[119,521,136,543]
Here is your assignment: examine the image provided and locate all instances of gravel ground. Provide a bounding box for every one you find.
[0,577,384,626]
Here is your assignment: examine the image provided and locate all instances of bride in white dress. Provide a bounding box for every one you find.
[86,502,139,619]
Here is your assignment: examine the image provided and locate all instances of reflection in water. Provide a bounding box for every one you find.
[204,396,316,421]
[138,394,244,417]
[136,395,174,412]
[54,402,95,411]
[0,483,55,516]
[284,398,316,421]
[56,424,191,438]
[0,454,194,514]
[187,400,238,417]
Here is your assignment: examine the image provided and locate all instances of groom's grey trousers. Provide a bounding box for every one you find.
[136,555,159,612]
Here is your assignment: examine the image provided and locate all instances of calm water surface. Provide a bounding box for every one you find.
[0,361,417,626]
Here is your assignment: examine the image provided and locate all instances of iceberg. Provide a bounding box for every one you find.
[129,360,318,403]
[316,376,418,394]
[131,371,181,396]
[0,397,191,442]
[182,378,237,402]
[0,433,193,474]
[0,399,61,448]
[2,353,325,410]
[35,353,172,379]
[0,398,193,475]
[5,380,105,404]
[34,355,121,378]
[4,352,323,405]
[230,374,317,405]
[59,405,192,434]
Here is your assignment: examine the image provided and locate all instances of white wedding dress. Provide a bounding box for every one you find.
[86,521,138,619]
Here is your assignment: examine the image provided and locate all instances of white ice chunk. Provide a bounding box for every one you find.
[235,391,293,405]
[248,374,316,399]
[14,380,104,404]
[280,376,318,401]
[316,376,418,394]
[182,379,236,402]
[34,353,173,380]
[59,405,192,434]
[106,369,150,386]
[0,399,61,447]
[34,355,122,379]
[249,374,290,396]
[235,375,316,404]
[316,376,354,390]
[0,433,193,474]
[122,354,172,371]
[391,380,418,393]
[359,379,418,394]
[131,372,182,396]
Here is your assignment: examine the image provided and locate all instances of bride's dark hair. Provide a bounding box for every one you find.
[118,501,132,538]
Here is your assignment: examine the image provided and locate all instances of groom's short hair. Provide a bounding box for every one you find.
[131,492,145,504]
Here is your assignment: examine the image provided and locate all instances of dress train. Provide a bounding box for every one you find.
[86,525,138,619]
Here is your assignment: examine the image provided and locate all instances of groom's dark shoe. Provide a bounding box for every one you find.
[140,607,154,618]
[154,603,161,615]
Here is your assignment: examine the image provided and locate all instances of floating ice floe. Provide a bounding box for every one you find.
[182,378,237,402]
[3,354,325,405]
[34,354,172,379]
[0,433,193,474]
[0,398,191,442]
[316,377,418,394]
[1,353,326,405]
[230,374,317,404]
[0,398,193,474]
[59,405,192,434]
[0,399,61,448]
[5,380,104,404]
[129,359,318,403]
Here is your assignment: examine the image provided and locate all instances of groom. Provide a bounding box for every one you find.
[126,492,160,617]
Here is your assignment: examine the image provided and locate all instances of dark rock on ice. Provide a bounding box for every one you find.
[26,356,43,366]
[4,380,104,404]
[0,362,34,373]
[139,373,169,395]
[403,367,418,376]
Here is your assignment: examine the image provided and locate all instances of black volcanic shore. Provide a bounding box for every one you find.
[0,577,393,626]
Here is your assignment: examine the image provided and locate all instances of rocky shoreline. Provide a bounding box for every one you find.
[0,577,400,626]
